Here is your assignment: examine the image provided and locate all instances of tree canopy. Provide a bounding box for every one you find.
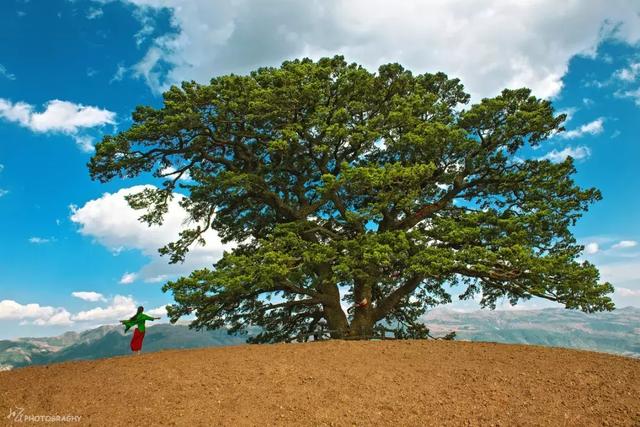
[89,56,614,343]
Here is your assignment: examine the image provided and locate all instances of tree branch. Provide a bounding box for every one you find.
[373,275,423,321]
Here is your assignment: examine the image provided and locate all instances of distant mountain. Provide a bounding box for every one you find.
[2,307,638,370]
[423,306,640,358]
[0,323,248,370]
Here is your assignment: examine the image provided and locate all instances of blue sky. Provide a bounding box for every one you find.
[1,0,639,339]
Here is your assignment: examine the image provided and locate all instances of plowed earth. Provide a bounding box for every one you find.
[1,340,639,426]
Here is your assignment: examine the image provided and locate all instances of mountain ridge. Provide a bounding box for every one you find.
[1,306,638,370]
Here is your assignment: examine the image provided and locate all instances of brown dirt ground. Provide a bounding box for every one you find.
[0,340,639,426]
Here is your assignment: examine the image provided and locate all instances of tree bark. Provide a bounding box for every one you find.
[348,278,374,338]
[317,276,349,338]
[324,304,349,338]
[349,309,374,338]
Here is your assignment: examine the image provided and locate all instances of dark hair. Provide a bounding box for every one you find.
[129,306,144,322]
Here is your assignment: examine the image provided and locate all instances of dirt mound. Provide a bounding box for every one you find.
[0,340,638,426]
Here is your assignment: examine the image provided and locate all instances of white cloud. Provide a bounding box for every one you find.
[119,272,138,284]
[1,294,168,329]
[0,300,73,326]
[33,311,73,326]
[110,63,127,83]
[71,291,106,302]
[70,185,229,282]
[73,135,96,153]
[87,7,104,20]
[614,62,640,82]
[28,237,53,244]
[28,100,115,133]
[132,44,167,94]
[0,189,7,198]
[615,87,640,106]
[72,295,137,322]
[540,146,591,163]
[145,274,169,283]
[133,6,156,46]
[599,261,640,285]
[70,295,168,324]
[561,118,604,139]
[557,107,577,123]
[121,0,640,100]
[72,295,137,321]
[612,240,638,249]
[0,98,115,151]
[0,99,31,124]
[616,287,640,297]
[584,242,600,254]
[146,305,167,317]
[0,64,15,80]
[160,165,192,181]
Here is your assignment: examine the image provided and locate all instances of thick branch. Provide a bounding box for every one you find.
[373,275,423,321]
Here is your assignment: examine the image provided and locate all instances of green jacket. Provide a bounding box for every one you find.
[121,313,155,333]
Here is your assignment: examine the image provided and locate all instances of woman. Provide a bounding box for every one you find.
[120,306,160,354]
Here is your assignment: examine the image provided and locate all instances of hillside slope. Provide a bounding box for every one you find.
[1,341,638,426]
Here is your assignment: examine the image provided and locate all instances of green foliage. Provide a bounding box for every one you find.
[90,56,614,343]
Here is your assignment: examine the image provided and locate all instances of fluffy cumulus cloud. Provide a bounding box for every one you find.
[70,185,229,283]
[0,300,73,326]
[540,146,591,163]
[560,118,604,139]
[584,242,600,255]
[72,294,137,322]
[71,295,166,323]
[0,98,115,152]
[1,295,167,329]
[117,0,640,100]
[146,305,167,317]
[71,291,106,302]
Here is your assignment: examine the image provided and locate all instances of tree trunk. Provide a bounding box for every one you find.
[348,278,374,338]
[318,280,349,338]
[323,304,349,338]
[349,309,374,338]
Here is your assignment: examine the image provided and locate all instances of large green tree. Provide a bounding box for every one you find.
[89,56,613,343]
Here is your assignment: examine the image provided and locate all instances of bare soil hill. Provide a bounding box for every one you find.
[0,340,638,426]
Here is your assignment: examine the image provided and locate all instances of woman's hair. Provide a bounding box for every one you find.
[129,306,144,322]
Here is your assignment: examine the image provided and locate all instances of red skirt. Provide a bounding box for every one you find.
[130,328,145,352]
